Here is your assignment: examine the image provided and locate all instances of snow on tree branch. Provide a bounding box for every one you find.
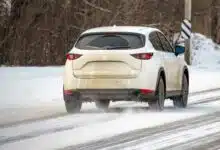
[0,0,11,16]
[83,0,112,13]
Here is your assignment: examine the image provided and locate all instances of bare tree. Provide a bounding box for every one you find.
[0,0,186,66]
[0,0,11,65]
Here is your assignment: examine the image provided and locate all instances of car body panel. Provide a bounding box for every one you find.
[71,49,142,79]
[163,52,181,91]
[63,26,188,101]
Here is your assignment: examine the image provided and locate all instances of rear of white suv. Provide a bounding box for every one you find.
[63,26,189,113]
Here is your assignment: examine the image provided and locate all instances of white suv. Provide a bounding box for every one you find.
[63,26,189,113]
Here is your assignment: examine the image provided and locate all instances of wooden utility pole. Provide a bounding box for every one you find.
[184,0,192,65]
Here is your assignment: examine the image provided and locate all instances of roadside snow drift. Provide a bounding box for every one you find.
[192,33,220,68]
[0,67,63,108]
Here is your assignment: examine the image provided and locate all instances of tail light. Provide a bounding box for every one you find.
[66,53,82,60]
[140,89,154,94]
[131,53,153,60]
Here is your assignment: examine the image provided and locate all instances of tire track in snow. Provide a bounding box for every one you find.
[61,112,220,150]
[190,95,220,105]
[0,112,67,129]
[166,132,220,150]
[123,122,220,150]
[0,104,133,129]
[0,114,119,146]
[0,103,137,129]
[189,88,220,96]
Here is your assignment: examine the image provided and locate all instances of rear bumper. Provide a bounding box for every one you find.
[63,89,156,101]
[64,77,157,91]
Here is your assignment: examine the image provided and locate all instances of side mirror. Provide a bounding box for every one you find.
[175,45,185,56]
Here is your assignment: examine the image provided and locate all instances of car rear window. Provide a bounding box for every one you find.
[75,33,145,50]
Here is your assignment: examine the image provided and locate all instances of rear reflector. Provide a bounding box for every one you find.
[131,53,153,60]
[66,53,82,60]
[140,89,154,94]
[64,90,73,95]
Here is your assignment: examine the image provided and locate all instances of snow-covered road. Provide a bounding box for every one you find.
[66,110,220,150]
[1,88,220,128]
[0,89,220,150]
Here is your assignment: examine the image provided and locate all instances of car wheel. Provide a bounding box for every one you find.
[95,99,110,110]
[173,74,189,108]
[148,77,165,111]
[64,93,82,113]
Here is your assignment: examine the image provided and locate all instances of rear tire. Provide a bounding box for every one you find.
[148,77,165,111]
[64,93,82,113]
[95,99,110,110]
[173,74,189,108]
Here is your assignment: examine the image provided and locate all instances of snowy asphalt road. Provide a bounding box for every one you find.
[1,88,220,128]
[64,112,220,150]
[1,89,220,150]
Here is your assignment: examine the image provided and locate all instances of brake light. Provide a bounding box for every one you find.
[140,89,154,94]
[66,53,82,60]
[131,53,153,60]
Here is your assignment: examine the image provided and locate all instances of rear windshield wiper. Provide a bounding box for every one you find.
[106,46,131,50]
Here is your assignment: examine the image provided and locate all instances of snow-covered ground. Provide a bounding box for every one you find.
[0,33,220,150]
[192,33,220,68]
[0,67,63,109]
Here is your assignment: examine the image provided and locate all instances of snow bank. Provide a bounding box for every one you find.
[189,67,220,93]
[0,0,11,16]
[0,67,63,109]
[192,33,220,68]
